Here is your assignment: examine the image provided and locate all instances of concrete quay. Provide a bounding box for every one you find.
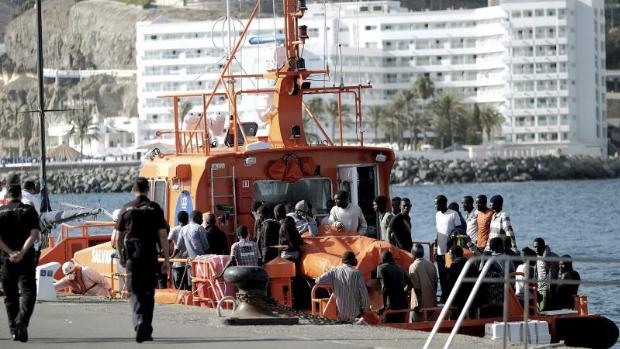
[0,296,569,349]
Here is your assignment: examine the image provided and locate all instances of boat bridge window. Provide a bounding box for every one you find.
[150,180,168,211]
[253,178,332,215]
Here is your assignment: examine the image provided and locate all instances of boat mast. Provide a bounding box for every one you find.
[36,0,51,212]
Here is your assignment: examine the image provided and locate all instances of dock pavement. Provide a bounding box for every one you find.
[0,296,567,348]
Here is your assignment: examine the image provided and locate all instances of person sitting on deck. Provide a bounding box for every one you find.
[279,216,304,262]
[376,250,412,323]
[203,212,229,255]
[408,244,437,321]
[552,255,581,310]
[515,247,537,304]
[287,200,318,236]
[315,251,370,322]
[328,191,367,234]
[388,198,414,252]
[445,246,479,318]
[54,261,112,297]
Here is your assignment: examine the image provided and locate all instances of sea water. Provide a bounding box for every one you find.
[50,178,620,345]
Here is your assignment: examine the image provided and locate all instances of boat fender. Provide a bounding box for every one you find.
[555,316,619,349]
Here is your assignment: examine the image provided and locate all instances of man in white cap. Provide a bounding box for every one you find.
[287,200,318,236]
[54,261,112,297]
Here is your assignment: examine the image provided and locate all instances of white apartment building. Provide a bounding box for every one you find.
[135,0,607,157]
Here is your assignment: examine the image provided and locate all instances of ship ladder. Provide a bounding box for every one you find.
[210,164,238,233]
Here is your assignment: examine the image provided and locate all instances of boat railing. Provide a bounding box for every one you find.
[50,221,115,248]
[423,255,620,349]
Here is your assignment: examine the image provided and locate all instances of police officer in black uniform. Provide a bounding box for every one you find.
[0,177,40,342]
[116,177,169,343]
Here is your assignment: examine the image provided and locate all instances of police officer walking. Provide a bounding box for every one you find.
[115,177,169,343]
[0,177,41,342]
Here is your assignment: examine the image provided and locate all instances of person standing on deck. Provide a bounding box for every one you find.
[475,195,493,250]
[0,183,40,342]
[204,213,229,255]
[408,244,437,321]
[177,210,210,258]
[373,196,392,242]
[488,195,518,253]
[388,198,413,252]
[116,177,169,343]
[391,196,402,216]
[533,237,559,311]
[21,181,40,214]
[376,250,412,323]
[462,196,478,245]
[257,206,280,264]
[434,195,463,303]
[229,226,261,267]
[279,216,304,262]
[328,191,367,234]
[168,211,190,290]
[315,251,370,322]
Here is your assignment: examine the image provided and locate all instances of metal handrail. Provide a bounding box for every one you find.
[424,255,620,349]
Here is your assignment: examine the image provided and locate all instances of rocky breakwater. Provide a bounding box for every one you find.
[391,156,620,185]
[2,165,139,193]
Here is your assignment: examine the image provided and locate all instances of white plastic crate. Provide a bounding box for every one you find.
[484,320,551,344]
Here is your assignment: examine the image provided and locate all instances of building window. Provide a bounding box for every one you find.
[524,10,533,17]
[547,9,556,17]
[535,9,544,17]
[512,10,521,18]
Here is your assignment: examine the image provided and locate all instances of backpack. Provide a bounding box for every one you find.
[120,202,160,265]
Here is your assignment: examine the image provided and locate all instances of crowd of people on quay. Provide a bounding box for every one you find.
[0,174,584,343]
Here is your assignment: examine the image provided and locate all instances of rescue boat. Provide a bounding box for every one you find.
[46,0,619,347]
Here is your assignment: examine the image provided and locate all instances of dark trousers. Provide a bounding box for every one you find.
[172,266,190,290]
[1,254,36,333]
[126,258,157,337]
[436,255,449,303]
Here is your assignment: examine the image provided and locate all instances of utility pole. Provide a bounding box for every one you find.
[36,0,51,212]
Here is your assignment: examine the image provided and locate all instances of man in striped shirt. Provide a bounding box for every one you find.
[315,251,370,322]
[488,195,518,253]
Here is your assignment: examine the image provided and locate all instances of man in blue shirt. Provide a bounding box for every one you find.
[177,210,209,258]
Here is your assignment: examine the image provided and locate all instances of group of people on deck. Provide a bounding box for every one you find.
[45,183,580,326]
[312,192,582,323]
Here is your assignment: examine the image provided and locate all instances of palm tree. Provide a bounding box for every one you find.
[414,75,435,101]
[303,98,326,142]
[430,92,468,148]
[391,90,427,150]
[478,104,505,143]
[67,107,100,159]
[366,105,384,142]
[325,98,351,142]
[179,102,192,123]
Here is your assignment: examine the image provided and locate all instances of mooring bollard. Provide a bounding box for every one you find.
[223,266,298,325]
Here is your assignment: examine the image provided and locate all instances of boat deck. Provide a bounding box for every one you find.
[0,296,583,348]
